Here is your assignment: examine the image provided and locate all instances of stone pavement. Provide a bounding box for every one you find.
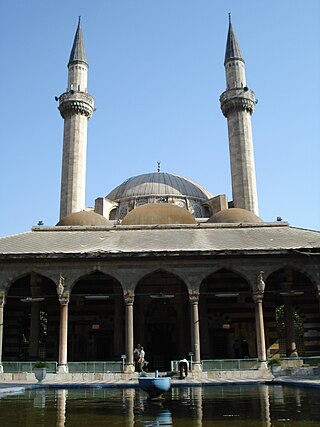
[1,374,320,396]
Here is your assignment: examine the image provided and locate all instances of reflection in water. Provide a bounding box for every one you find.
[123,388,135,427]
[0,385,320,426]
[56,389,67,427]
[191,387,203,426]
[259,383,271,427]
[33,389,46,409]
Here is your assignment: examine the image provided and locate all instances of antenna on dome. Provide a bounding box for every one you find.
[157,161,161,173]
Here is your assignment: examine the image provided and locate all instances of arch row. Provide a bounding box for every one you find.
[0,261,319,372]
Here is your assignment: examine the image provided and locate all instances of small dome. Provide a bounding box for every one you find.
[122,203,197,225]
[208,208,263,224]
[57,211,111,226]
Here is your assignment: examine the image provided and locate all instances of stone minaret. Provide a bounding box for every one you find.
[58,19,94,220]
[220,17,259,215]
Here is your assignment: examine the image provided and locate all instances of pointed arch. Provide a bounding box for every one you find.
[264,266,320,357]
[199,268,254,360]
[68,270,124,362]
[134,269,190,370]
[3,271,59,362]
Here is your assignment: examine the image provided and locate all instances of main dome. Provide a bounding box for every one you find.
[107,172,213,201]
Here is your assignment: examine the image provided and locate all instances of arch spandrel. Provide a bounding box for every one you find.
[1,270,58,293]
[265,264,319,289]
[200,267,252,290]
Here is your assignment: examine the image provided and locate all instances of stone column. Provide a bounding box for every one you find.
[57,293,69,373]
[253,272,267,364]
[57,275,70,373]
[189,292,202,372]
[124,292,135,373]
[0,292,6,373]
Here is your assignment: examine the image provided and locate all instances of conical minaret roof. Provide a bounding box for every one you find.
[68,18,88,66]
[224,16,244,65]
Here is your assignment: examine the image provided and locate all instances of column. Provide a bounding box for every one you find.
[57,292,70,373]
[124,292,135,373]
[253,272,267,364]
[0,293,6,373]
[189,292,202,372]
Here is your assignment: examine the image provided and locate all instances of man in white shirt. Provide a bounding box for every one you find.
[179,357,189,379]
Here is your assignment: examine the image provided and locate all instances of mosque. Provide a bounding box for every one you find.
[0,19,319,375]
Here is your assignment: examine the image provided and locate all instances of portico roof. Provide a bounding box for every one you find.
[0,223,319,258]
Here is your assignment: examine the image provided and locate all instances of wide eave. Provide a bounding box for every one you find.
[0,223,319,260]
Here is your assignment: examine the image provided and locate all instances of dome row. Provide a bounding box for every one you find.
[57,206,262,226]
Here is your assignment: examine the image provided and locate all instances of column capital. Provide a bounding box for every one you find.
[0,292,6,307]
[189,292,199,304]
[252,271,266,303]
[59,291,70,306]
[124,291,134,305]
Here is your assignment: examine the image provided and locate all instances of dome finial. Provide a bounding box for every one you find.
[228,12,231,24]
[78,16,81,25]
[157,161,161,173]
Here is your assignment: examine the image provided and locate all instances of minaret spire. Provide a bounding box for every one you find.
[220,19,259,215]
[58,20,95,220]
[224,15,244,66]
[68,17,88,66]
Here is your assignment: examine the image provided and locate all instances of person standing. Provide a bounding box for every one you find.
[134,344,141,371]
[178,357,189,379]
[138,346,145,372]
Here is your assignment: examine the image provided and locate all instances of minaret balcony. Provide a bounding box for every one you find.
[59,91,94,118]
[220,87,255,117]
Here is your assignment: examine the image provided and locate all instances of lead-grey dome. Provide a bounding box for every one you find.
[57,211,111,226]
[106,172,213,201]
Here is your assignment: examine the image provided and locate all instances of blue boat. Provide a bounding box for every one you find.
[138,371,171,399]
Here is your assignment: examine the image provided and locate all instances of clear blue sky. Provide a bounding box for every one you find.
[0,0,319,236]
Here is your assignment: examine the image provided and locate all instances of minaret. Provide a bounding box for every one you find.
[220,16,259,215]
[58,18,94,220]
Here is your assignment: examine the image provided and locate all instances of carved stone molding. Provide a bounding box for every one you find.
[59,291,70,306]
[59,91,94,119]
[189,292,199,304]
[220,88,255,117]
[124,291,134,305]
[57,274,65,298]
[0,293,6,307]
[252,271,266,303]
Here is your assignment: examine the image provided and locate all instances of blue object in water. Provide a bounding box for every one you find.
[138,373,171,399]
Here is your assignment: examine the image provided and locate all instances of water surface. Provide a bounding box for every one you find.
[0,384,319,426]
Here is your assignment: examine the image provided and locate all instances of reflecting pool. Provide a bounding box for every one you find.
[0,384,320,426]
